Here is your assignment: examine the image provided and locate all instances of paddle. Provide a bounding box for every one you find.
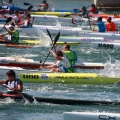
[86,14,92,30]
[27,5,33,11]
[24,2,32,6]
[1,84,34,102]
[0,17,12,32]
[40,31,60,68]
[46,29,56,52]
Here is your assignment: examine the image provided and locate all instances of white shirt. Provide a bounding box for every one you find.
[56,57,70,68]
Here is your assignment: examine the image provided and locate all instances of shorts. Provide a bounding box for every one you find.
[57,66,65,72]
[57,66,68,72]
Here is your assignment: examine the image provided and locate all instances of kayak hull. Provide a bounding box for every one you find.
[0,93,120,105]
[19,73,120,85]
[63,112,120,120]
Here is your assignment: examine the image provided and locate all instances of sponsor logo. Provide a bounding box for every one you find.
[40,74,48,79]
[98,43,114,49]
[23,75,39,79]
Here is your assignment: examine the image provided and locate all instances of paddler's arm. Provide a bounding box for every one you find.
[50,49,63,61]
[0,80,6,84]
[3,1,10,5]
[9,84,22,92]
[33,4,43,7]
[40,64,57,69]
[7,29,14,34]
[56,47,64,53]
[0,32,8,37]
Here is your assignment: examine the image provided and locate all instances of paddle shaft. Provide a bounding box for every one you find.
[41,43,56,66]
[40,31,60,67]
[46,29,56,51]
[0,17,12,32]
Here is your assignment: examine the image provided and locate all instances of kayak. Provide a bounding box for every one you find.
[1,93,120,105]
[91,42,120,49]
[29,12,71,17]
[63,112,120,120]
[59,37,120,43]
[0,57,114,69]
[1,24,83,35]
[0,66,39,76]
[19,72,120,84]
[2,24,120,38]
[72,13,120,18]
[1,15,120,26]
[0,40,80,47]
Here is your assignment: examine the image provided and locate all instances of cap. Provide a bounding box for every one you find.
[9,24,14,28]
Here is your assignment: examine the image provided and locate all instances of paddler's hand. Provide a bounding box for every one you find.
[39,66,43,70]
[8,87,15,91]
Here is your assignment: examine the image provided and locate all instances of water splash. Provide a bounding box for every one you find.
[35,29,51,47]
[55,20,62,28]
[99,60,120,77]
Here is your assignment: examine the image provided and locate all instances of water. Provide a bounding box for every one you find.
[0,0,120,120]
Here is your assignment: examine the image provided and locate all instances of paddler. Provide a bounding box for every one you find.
[2,0,14,11]
[57,44,77,72]
[0,24,19,43]
[91,17,106,32]
[18,13,34,28]
[11,10,22,27]
[40,49,72,73]
[88,4,99,14]
[80,6,89,18]
[0,70,23,95]
[33,0,49,11]
[105,17,117,32]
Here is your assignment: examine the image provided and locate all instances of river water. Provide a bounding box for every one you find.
[0,0,120,120]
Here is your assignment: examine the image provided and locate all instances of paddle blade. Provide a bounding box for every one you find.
[53,31,60,45]
[46,29,52,41]
[20,93,34,102]
[24,2,31,5]
[27,6,33,11]
[6,17,12,23]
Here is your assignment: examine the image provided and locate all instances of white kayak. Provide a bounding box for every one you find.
[1,24,120,38]
[31,15,120,24]
[91,42,120,49]
[0,66,39,76]
[63,112,120,120]
[1,15,120,24]
[59,37,120,43]
[0,24,82,35]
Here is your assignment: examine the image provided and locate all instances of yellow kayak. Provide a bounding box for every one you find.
[29,12,71,17]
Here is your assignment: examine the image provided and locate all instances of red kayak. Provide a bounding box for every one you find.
[72,13,120,18]
[0,93,22,100]
[5,44,32,48]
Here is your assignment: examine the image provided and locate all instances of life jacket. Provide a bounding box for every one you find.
[64,51,77,72]
[6,78,23,92]
[90,7,98,14]
[105,22,116,31]
[8,30,19,43]
[82,12,88,18]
